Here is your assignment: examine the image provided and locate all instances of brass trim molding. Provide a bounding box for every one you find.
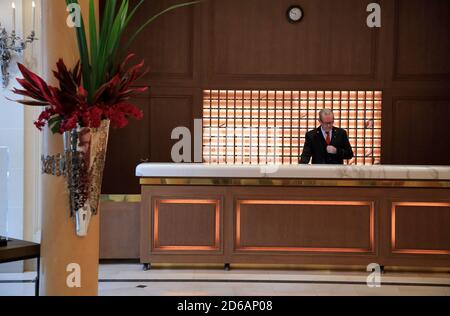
[100,195,142,202]
[140,178,450,188]
[141,263,450,272]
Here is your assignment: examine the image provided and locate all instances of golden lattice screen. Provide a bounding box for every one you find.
[203,90,382,165]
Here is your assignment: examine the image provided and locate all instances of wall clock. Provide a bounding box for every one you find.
[287,5,304,23]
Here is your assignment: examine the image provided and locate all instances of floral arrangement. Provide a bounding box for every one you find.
[12,54,146,133]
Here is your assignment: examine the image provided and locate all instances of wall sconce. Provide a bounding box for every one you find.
[1,2,38,88]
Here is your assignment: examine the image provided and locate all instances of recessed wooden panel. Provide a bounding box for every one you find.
[392,202,450,254]
[394,0,450,79]
[126,0,194,80]
[153,199,221,251]
[100,201,140,259]
[392,99,450,165]
[211,0,377,79]
[236,200,374,253]
[102,95,150,194]
[150,95,193,162]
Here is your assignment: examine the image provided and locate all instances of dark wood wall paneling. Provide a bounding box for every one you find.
[211,0,378,80]
[102,0,450,194]
[100,200,141,259]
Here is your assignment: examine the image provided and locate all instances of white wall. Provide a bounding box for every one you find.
[0,0,42,273]
[0,0,25,243]
[0,98,24,244]
[0,0,24,273]
[0,147,8,239]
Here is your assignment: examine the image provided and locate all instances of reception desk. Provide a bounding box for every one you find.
[137,164,450,269]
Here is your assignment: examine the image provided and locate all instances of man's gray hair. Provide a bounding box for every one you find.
[319,109,334,121]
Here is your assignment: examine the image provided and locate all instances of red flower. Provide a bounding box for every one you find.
[88,106,103,128]
[61,114,79,132]
[10,55,147,134]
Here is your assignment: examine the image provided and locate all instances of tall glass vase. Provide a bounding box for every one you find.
[63,120,110,237]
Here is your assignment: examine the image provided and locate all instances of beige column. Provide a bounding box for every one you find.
[39,0,99,296]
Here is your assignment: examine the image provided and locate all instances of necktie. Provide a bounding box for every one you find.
[326,132,331,145]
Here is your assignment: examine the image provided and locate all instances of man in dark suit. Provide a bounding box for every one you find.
[300,109,354,164]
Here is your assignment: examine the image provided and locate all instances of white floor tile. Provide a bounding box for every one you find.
[1,264,450,296]
[0,283,35,296]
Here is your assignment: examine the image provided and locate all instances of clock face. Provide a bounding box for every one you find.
[287,6,303,23]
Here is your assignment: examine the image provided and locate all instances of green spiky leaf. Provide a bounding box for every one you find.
[68,0,202,105]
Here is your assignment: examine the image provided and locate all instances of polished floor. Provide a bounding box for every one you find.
[0,264,449,296]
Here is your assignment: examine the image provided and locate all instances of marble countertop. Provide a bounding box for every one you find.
[136,163,450,180]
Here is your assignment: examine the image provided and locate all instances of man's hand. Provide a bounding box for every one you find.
[327,145,337,154]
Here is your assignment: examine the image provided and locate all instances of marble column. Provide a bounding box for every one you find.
[39,0,100,296]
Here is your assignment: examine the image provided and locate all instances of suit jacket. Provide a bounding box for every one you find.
[300,126,354,164]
